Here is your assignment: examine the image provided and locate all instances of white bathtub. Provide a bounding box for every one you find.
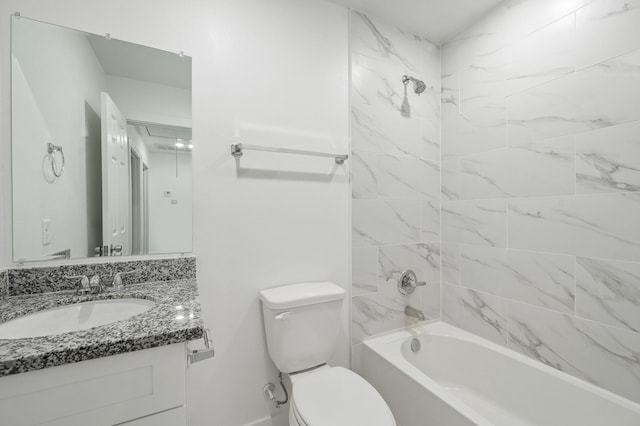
[361,322,640,426]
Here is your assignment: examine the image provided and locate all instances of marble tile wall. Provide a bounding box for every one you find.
[441,0,640,404]
[349,11,441,360]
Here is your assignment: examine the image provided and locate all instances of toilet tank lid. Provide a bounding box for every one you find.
[259,282,345,309]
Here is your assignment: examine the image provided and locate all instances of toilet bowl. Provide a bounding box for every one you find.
[288,366,396,426]
[259,282,396,426]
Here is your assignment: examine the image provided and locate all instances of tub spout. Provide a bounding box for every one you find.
[405,305,426,321]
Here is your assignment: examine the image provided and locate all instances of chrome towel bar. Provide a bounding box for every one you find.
[230,143,348,164]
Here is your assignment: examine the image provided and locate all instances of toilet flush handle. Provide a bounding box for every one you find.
[275,311,290,320]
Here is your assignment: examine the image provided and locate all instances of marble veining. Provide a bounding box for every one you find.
[461,246,575,314]
[8,256,196,295]
[442,4,508,74]
[460,137,575,199]
[509,193,640,261]
[576,257,640,333]
[352,290,422,345]
[577,0,640,69]
[442,0,640,405]
[422,283,441,320]
[352,199,421,247]
[352,151,378,199]
[508,50,640,145]
[442,284,508,345]
[442,101,507,158]
[576,120,640,194]
[460,13,574,111]
[441,71,459,109]
[352,247,378,296]
[350,9,442,350]
[378,155,440,200]
[504,0,593,41]
[442,199,507,247]
[0,279,203,376]
[351,104,422,158]
[351,54,406,113]
[352,54,439,121]
[421,116,441,163]
[351,11,425,76]
[421,199,440,243]
[508,301,640,404]
[441,243,461,286]
[441,158,460,201]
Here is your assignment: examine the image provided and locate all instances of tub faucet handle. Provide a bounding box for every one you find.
[398,269,426,295]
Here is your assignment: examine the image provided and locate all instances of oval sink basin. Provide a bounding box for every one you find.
[0,298,156,339]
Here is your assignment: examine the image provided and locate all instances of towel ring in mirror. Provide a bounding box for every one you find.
[47,142,65,178]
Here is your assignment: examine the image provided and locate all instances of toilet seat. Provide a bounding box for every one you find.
[290,367,395,426]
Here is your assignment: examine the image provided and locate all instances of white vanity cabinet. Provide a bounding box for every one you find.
[0,343,187,426]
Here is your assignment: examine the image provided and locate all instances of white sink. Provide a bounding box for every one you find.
[0,298,156,339]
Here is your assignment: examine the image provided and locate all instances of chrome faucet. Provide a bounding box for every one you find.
[65,274,101,295]
[104,270,140,292]
[398,269,427,295]
[405,305,426,321]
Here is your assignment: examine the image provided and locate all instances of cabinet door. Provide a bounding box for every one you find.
[0,344,186,426]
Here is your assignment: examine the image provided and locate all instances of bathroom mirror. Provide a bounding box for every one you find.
[11,16,193,262]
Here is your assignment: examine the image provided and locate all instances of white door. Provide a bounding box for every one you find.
[101,92,130,255]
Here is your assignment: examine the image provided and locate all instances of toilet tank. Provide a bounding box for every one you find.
[260,282,345,373]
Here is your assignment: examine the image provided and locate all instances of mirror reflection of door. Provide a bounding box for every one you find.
[10,16,192,262]
[130,149,143,255]
[143,164,150,255]
[101,92,130,256]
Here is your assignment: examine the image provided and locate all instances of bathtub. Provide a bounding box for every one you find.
[361,322,640,426]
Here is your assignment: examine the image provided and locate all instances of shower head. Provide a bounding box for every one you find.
[402,75,427,95]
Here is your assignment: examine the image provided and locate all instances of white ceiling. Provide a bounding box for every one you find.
[129,123,193,154]
[328,0,503,43]
[88,35,191,89]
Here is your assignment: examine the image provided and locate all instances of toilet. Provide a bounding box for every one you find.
[259,281,396,426]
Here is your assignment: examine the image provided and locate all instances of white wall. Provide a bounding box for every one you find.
[148,152,192,254]
[0,2,350,426]
[11,17,107,260]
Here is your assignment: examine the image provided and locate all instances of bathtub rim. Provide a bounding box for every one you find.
[362,321,640,424]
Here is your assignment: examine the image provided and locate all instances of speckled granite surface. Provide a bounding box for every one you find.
[8,257,196,295]
[0,270,7,299]
[0,278,203,376]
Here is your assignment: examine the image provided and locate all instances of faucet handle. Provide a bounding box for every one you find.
[65,275,91,295]
[89,274,102,293]
[398,270,427,295]
[111,270,140,290]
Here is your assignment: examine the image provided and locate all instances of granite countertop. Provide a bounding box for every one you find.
[0,278,204,377]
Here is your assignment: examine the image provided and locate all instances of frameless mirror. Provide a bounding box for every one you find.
[11,16,193,262]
